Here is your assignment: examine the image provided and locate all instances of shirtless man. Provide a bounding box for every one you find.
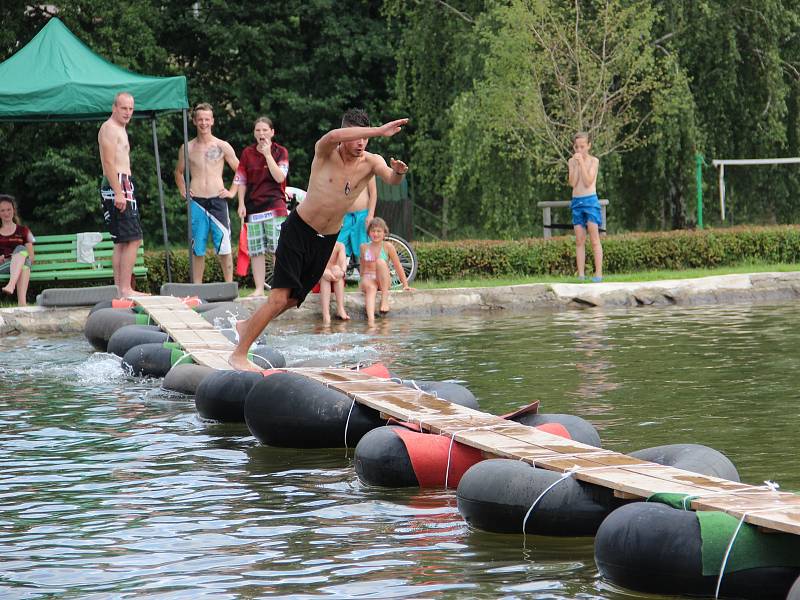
[228,109,409,370]
[98,92,145,297]
[174,103,239,283]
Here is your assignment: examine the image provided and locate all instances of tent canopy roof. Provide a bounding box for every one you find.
[0,17,188,122]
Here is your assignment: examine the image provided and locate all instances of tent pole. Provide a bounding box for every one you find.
[182,108,193,282]
[151,116,172,282]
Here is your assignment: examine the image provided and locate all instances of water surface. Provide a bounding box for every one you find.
[1,301,798,598]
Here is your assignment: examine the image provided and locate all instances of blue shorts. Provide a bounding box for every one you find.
[191,196,231,256]
[337,208,369,258]
[571,194,602,228]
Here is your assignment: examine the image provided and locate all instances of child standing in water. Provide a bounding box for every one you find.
[318,241,350,325]
[568,132,603,282]
[359,217,413,324]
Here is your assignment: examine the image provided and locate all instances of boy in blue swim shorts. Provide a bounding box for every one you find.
[568,132,603,282]
[174,103,240,283]
[337,175,376,272]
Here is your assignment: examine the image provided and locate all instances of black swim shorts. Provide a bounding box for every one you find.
[100,173,143,244]
[272,210,339,307]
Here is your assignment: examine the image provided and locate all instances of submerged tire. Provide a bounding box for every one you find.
[200,303,251,327]
[513,412,601,448]
[122,342,182,378]
[85,308,149,352]
[89,299,114,315]
[355,422,570,489]
[195,370,266,422]
[457,458,620,536]
[788,575,800,600]
[162,364,215,396]
[107,324,168,357]
[595,502,800,599]
[401,380,479,409]
[630,443,739,481]
[244,372,384,447]
[250,345,286,369]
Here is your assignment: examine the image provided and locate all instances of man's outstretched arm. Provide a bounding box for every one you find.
[314,118,409,158]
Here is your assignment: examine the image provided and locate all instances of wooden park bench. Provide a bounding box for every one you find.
[0,232,147,285]
[537,199,609,239]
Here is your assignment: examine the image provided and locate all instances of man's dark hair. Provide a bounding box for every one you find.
[341,108,370,128]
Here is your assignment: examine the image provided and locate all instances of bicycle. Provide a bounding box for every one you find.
[264,187,418,290]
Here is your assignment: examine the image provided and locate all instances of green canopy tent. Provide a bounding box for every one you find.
[0,17,194,282]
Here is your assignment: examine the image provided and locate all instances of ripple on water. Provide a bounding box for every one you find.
[0,304,799,598]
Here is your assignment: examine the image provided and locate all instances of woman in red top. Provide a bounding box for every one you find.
[0,194,35,306]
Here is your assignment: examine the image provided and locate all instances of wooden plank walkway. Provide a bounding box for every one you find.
[134,296,800,536]
[135,296,236,370]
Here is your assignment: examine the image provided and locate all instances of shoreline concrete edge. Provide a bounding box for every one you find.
[2,272,800,335]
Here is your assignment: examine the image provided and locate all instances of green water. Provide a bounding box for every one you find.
[0,301,798,598]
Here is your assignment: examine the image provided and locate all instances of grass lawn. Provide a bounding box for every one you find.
[407,262,800,290]
[233,261,800,295]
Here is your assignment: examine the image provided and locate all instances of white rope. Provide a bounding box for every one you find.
[520,463,622,537]
[249,354,275,369]
[714,504,788,599]
[522,466,579,535]
[343,396,357,457]
[444,432,456,489]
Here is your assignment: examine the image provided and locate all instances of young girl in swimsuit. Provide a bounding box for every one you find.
[359,217,414,324]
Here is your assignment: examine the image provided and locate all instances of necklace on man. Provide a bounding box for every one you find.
[344,181,351,195]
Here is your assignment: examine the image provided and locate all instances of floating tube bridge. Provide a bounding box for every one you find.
[134,296,800,536]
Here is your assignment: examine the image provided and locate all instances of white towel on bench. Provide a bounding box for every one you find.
[76,232,103,264]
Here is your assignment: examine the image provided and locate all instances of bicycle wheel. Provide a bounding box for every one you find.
[386,234,418,289]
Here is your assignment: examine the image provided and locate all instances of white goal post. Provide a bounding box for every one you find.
[712,157,800,220]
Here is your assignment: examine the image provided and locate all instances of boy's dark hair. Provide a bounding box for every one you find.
[341,108,370,128]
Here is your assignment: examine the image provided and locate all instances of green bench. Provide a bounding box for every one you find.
[0,232,147,284]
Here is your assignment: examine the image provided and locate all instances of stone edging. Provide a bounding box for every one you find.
[3,272,800,335]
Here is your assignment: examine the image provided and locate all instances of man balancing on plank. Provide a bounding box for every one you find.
[228,109,409,371]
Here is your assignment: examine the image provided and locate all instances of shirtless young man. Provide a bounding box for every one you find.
[174,103,239,283]
[228,109,409,371]
[98,92,145,297]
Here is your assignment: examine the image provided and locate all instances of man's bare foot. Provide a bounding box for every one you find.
[120,289,151,297]
[335,312,350,321]
[248,289,266,297]
[227,353,262,372]
[322,316,331,326]
[1,286,12,295]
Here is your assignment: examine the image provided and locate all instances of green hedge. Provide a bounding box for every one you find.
[15,226,798,301]
[413,226,800,280]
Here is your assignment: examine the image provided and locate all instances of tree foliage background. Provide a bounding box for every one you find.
[1,0,799,242]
